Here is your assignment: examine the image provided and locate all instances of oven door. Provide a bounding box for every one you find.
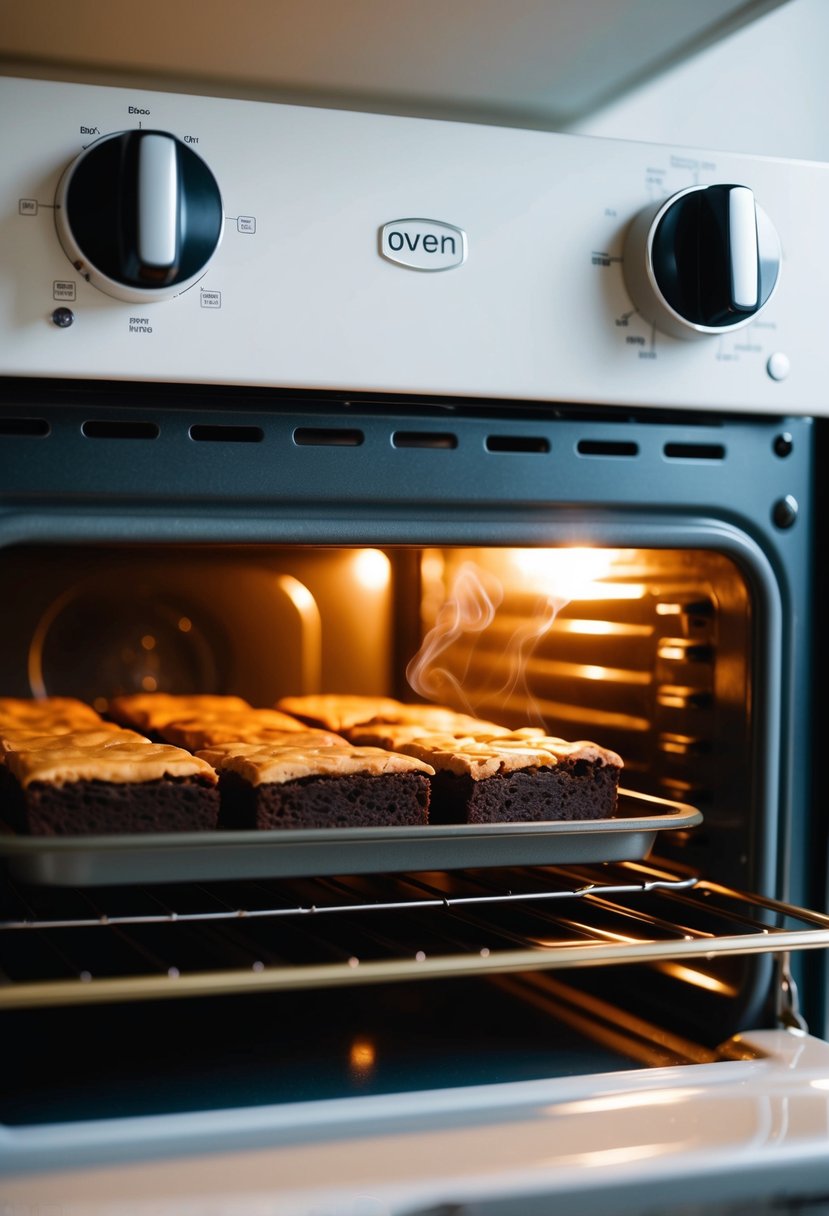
[3,859,829,1215]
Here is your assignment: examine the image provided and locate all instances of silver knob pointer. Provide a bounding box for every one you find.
[727,186,759,312]
[137,134,179,272]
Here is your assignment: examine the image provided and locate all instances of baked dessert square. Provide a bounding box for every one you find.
[395,731,623,825]
[275,694,505,739]
[196,740,434,831]
[1,729,220,836]
[107,693,251,737]
[274,694,407,733]
[0,696,102,732]
[158,708,328,751]
[346,715,511,750]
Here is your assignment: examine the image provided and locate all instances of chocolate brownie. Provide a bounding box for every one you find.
[159,708,325,751]
[0,697,102,731]
[2,730,219,835]
[196,740,433,831]
[107,693,251,737]
[396,732,623,825]
[346,716,512,750]
[274,694,406,732]
[275,694,505,740]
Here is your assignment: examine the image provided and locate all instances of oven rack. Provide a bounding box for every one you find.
[2,860,829,1009]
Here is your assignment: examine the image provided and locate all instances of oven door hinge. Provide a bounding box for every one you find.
[776,952,809,1033]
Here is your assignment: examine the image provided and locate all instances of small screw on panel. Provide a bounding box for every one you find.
[773,432,793,458]
[51,307,74,328]
[772,495,798,529]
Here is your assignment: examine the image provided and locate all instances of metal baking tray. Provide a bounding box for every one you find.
[0,789,700,886]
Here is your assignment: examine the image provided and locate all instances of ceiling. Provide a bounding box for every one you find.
[0,0,787,129]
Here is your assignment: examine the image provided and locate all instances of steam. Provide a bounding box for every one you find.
[406,559,570,724]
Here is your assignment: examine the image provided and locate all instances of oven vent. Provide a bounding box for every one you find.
[485,435,550,453]
[81,420,159,440]
[189,424,264,443]
[0,418,50,437]
[293,427,364,447]
[392,431,458,450]
[576,440,639,457]
[663,442,726,460]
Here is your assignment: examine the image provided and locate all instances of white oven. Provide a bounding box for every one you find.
[2,74,829,1216]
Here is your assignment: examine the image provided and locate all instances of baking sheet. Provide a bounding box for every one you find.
[0,789,701,886]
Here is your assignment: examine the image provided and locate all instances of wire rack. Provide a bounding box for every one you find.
[2,859,829,1008]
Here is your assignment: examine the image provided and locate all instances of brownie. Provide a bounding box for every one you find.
[107,693,251,737]
[346,717,513,750]
[274,694,406,732]
[197,740,433,830]
[159,709,326,751]
[0,697,102,731]
[1,730,219,835]
[276,694,505,739]
[396,732,623,825]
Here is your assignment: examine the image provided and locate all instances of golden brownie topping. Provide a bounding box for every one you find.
[1,723,135,758]
[196,741,435,786]
[108,693,251,731]
[275,694,405,732]
[347,718,511,750]
[7,731,218,787]
[398,732,623,780]
[161,709,312,750]
[0,697,102,729]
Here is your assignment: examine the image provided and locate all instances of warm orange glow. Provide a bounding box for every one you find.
[658,962,736,995]
[177,617,192,633]
[508,548,645,602]
[348,1037,377,1078]
[141,634,156,651]
[141,676,158,692]
[352,549,391,592]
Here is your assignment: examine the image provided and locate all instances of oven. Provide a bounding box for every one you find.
[2,74,829,1215]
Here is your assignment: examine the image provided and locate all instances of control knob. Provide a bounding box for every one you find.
[55,130,224,303]
[623,184,781,340]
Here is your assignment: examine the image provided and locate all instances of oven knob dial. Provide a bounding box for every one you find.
[55,130,224,303]
[623,184,781,340]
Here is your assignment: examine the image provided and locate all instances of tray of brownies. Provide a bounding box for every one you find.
[0,694,701,886]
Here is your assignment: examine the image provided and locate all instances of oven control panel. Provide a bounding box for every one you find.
[2,75,828,414]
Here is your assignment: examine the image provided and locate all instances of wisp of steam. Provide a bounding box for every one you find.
[406,559,571,726]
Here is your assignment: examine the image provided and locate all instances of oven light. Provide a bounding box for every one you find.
[353,549,391,592]
[509,549,646,602]
[810,1078,829,1090]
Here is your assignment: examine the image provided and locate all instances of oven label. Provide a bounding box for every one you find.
[380,219,467,272]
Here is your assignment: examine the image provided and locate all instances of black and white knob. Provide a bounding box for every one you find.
[55,130,224,303]
[623,184,781,340]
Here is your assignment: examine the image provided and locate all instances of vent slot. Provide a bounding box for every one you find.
[392,432,458,450]
[485,435,550,454]
[577,440,639,457]
[664,443,726,461]
[82,420,160,440]
[293,428,364,447]
[0,418,50,437]
[189,425,264,444]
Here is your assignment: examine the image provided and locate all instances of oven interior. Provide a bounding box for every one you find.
[0,395,826,1137]
[1,533,827,1133]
